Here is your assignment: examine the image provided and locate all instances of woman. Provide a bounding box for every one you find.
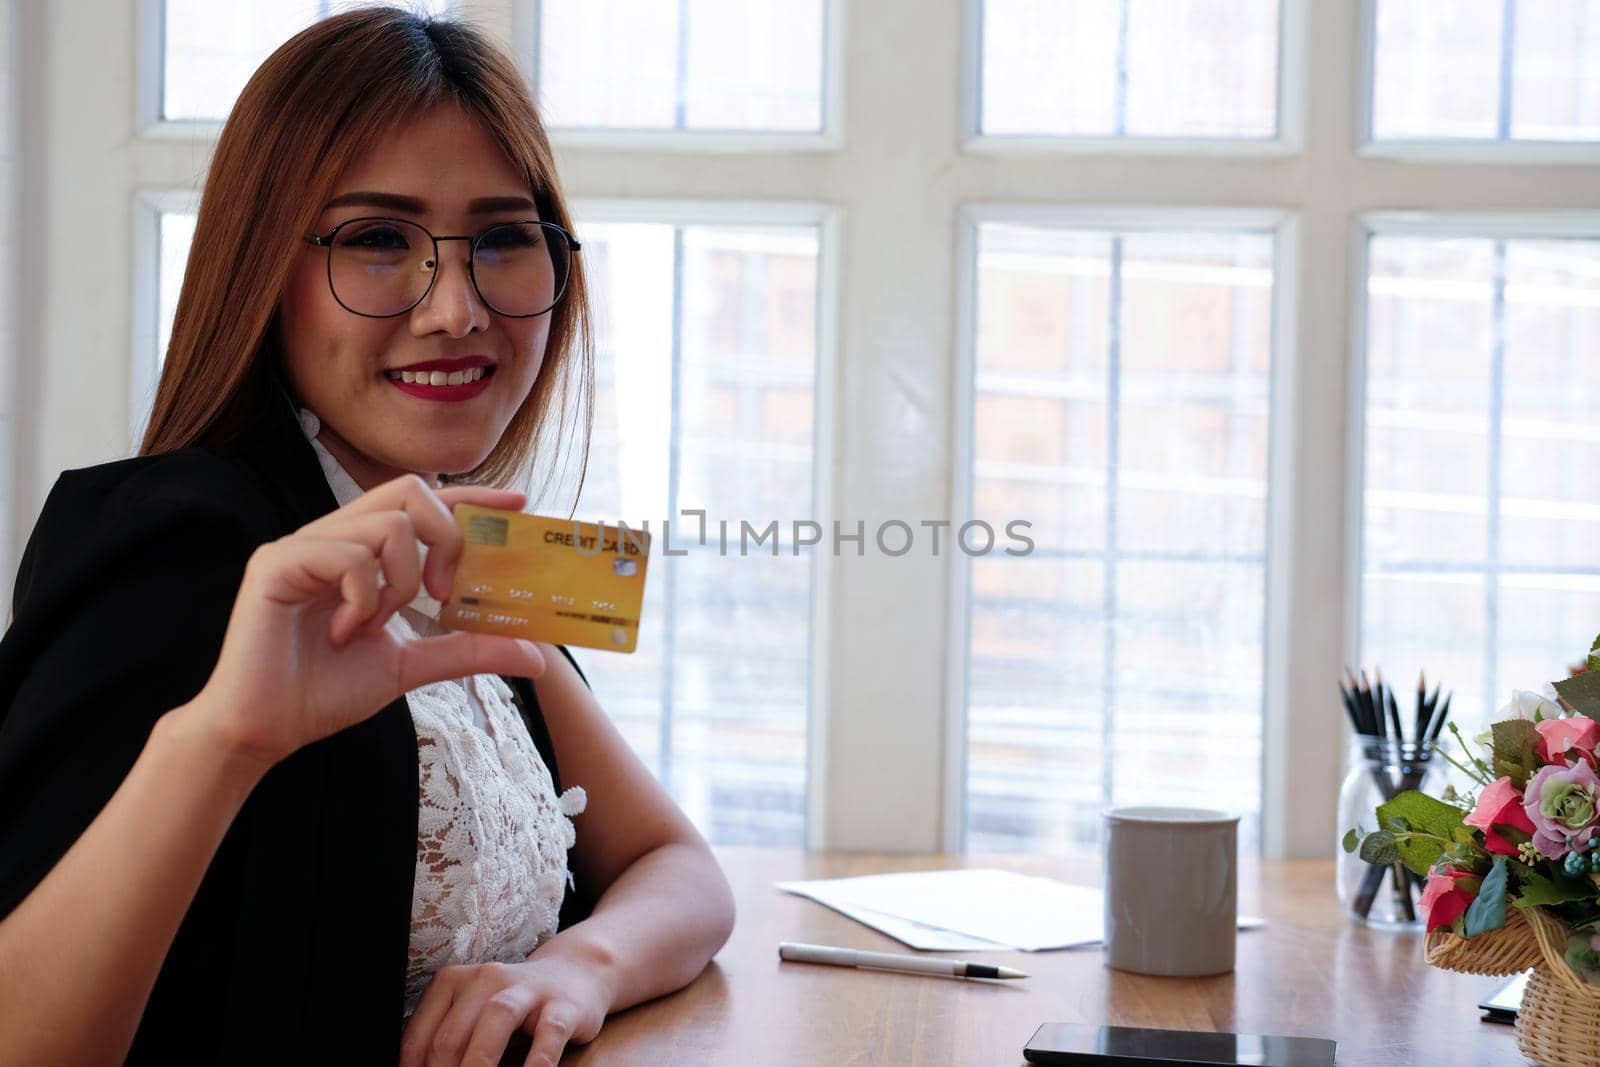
[0,8,734,1065]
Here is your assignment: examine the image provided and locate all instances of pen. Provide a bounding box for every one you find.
[777,941,1028,980]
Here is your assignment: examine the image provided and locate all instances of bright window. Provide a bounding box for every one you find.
[160,0,454,122]
[536,0,826,132]
[565,218,821,844]
[978,0,1281,138]
[964,221,1276,853]
[156,212,196,362]
[1370,0,1600,142]
[1361,231,1600,726]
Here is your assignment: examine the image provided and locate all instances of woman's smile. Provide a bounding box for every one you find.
[383,356,498,402]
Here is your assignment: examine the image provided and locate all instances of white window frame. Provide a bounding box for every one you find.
[130,188,199,445]
[10,0,1600,857]
[527,0,845,153]
[961,0,1310,157]
[1357,0,1600,165]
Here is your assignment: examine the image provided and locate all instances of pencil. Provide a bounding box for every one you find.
[1386,686,1405,752]
[1420,675,1433,751]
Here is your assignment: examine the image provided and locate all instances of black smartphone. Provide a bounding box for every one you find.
[1478,970,1529,1024]
[1023,1023,1337,1067]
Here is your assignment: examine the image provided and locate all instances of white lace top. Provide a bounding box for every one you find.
[297,410,587,1016]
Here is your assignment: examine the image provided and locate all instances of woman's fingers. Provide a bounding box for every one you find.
[398,975,456,1067]
[394,631,547,694]
[459,989,536,1067]
[248,539,387,645]
[416,976,512,1067]
[425,485,529,598]
[522,1006,575,1067]
[329,550,383,645]
[297,511,425,627]
[301,476,527,603]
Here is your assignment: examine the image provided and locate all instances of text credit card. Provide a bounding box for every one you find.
[441,506,651,653]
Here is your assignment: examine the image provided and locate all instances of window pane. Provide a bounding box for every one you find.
[1372,0,1600,142]
[1362,234,1600,732]
[158,212,196,362]
[979,0,1279,138]
[568,220,820,845]
[966,223,1274,855]
[538,0,825,132]
[154,210,820,846]
[162,0,454,122]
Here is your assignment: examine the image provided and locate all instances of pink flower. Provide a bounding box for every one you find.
[1524,760,1600,859]
[1419,865,1477,933]
[1536,716,1600,767]
[1464,776,1537,856]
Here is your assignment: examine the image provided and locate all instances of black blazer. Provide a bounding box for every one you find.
[0,395,582,1062]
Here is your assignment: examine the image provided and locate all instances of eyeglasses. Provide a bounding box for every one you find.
[304,217,581,319]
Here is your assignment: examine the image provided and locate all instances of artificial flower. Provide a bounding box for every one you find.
[1524,760,1600,859]
[1477,689,1568,750]
[1463,776,1537,856]
[1418,865,1477,933]
[1501,688,1563,721]
[1536,715,1600,768]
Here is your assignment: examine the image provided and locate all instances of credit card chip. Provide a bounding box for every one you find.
[466,514,509,546]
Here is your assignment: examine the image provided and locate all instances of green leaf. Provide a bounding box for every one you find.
[1491,719,1541,788]
[1341,828,1359,854]
[1464,858,1509,938]
[1554,672,1600,723]
[1587,633,1600,675]
[1377,791,1467,876]
[1513,868,1597,908]
[1359,830,1399,867]
[1384,816,1411,833]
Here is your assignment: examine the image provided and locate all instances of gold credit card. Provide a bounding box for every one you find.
[440,506,651,653]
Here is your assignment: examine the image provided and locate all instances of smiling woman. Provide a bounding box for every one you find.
[0,8,734,1066]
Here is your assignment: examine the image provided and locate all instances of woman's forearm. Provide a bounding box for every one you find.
[0,701,268,1065]
[532,841,736,1015]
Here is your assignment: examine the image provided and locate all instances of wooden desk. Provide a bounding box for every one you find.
[564,848,1526,1066]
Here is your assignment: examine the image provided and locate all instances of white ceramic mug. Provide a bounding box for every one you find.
[1103,806,1240,976]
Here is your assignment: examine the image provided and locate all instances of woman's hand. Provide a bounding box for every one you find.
[184,474,547,770]
[398,950,612,1067]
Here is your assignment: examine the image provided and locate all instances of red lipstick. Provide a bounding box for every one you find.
[385,359,496,403]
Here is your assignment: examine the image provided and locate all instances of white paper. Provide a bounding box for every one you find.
[777,869,1267,953]
[795,898,1016,952]
[777,869,1103,951]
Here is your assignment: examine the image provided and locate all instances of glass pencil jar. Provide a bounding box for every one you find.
[1336,740,1446,930]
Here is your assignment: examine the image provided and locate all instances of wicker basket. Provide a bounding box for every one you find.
[1512,906,1600,1067]
[1424,905,1542,975]
[1428,906,1600,1065]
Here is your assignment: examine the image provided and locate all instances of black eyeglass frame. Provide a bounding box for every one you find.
[304,217,582,320]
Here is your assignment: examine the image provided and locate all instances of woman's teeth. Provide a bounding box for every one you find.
[386,366,489,386]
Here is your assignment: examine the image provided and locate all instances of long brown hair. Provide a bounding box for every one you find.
[140,6,591,493]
